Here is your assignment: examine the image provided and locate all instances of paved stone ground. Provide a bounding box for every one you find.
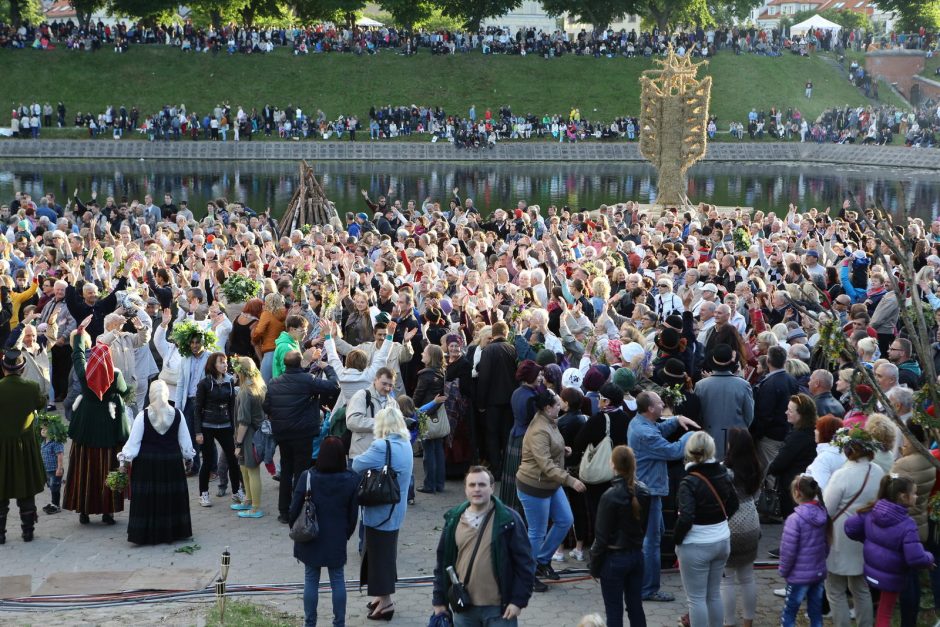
[0,453,793,627]
[1,138,939,170]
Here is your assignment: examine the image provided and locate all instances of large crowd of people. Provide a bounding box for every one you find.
[8,96,940,150]
[2,181,940,627]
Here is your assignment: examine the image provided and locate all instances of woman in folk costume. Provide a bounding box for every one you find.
[63,318,130,525]
[118,380,195,545]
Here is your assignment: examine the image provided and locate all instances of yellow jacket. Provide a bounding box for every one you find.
[9,278,38,329]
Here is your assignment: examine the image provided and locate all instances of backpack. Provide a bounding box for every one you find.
[329,390,373,453]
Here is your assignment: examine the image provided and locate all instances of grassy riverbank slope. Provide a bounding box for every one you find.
[1,47,905,128]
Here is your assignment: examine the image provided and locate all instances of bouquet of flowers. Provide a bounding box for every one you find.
[416,410,432,440]
[105,470,129,493]
[300,224,313,236]
[320,286,339,322]
[101,247,115,263]
[292,268,312,300]
[221,274,261,304]
[171,320,219,358]
[733,227,751,253]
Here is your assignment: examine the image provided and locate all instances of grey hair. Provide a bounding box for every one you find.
[886,385,914,411]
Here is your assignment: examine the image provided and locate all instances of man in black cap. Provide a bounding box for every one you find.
[693,347,754,461]
[0,349,48,543]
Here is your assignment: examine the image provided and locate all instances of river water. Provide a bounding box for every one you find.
[2,159,940,219]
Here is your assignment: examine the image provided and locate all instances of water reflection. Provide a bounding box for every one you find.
[1,159,939,220]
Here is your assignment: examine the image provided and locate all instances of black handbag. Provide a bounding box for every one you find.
[357,439,401,526]
[756,479,782,521]
[289,471,319,543]
[447,508,494,613]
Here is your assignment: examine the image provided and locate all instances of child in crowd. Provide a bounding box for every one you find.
[40,426,64,514]
[779,475,830,627]
[845,474,935,627]
[396,395,443,504]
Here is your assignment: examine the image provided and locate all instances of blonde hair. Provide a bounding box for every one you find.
[784,359,810,378]
[236,356,266,398]
[857,337,878,359]
[263,292,285,313]
[865,413,897,450]
[473,325,493,347]
[373,405,410,440]
[684,431,716,464]
[757,331,778,348]
[577,614,607,627]
[592,277,611,300]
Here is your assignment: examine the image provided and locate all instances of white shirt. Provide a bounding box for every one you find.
[120,407,195,462]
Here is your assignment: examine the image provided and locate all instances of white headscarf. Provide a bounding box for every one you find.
[147,380,176,435]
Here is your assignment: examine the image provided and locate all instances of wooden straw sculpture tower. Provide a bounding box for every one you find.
[278,161,339,233]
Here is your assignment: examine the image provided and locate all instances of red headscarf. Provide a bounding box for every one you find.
[86,342,115,401]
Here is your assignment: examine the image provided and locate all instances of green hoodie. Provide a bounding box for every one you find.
[271,331,299,380]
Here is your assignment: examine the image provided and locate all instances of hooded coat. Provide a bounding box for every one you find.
[844,499,935,592]
[778,501,830,584]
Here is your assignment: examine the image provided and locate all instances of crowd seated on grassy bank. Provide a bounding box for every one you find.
[3,17,932,60]
[8,98,937,149]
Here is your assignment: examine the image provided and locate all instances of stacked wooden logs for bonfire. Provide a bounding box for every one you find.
[278,161,339,233]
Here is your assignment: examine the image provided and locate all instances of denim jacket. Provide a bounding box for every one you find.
[627,415,693,496]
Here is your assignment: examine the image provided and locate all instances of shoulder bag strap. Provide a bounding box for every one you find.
[690,471,727,519]
[384,438,392,468]
[462,507,495,587]
[604,413,610,438]
[305,471,312,498]
[833,465,872,522]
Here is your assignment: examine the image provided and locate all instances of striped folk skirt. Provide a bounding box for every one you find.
[498,433,523,513]
[63,444,124,515]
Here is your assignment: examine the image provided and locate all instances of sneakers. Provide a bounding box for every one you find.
[230,503,252,511]
[238,510,264,519]
[773,588,787,598]
[232,489,245,504]
[536,563,560,581]
[199,492,212,507]
[42,504,61,515]
[568,548,584,561]
[643,591,676,602]
[552,550,565,562]
[533,578,548,593]
[217,485,228,497]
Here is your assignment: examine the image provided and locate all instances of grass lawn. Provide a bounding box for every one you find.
[0,47,906,128]
[205,599,300,626]
[923,54,940,80]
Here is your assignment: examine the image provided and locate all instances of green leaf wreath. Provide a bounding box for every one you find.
[170,320,219,358]
[221,274,261,304]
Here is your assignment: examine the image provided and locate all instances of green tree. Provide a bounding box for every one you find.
[2,0,42,27]
[434,0,521,31]
[293,0,365,27]
[379,0,434,32]
[68,0,107,30]
[876,0,940,31]
[108,0,177,22]
[541,0,628,35]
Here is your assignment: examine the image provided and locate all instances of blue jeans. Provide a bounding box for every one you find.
[260,352,274,384]
[303,564,345,627]
[781,581,824,627]
[45,471,62,507]
[516,486,573,566]
[452,605,517,627]
[599,549,646,627]
[422,438,445,492]
[641,496,663,597]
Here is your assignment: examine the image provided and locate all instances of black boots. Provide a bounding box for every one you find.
[20,509,37,542]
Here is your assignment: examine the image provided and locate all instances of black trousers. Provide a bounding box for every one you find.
[198,427,240,494]
[484,403,512,476]
[51,341,72,401]
[277,437,313,517]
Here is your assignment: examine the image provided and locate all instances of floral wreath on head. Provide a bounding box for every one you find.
[831,426,880,455]
[170,320,218,358]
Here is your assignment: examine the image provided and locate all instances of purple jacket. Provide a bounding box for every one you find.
[845,499,935,592]
[779,501,830,584]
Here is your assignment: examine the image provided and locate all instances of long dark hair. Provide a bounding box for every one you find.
[611,445,641,521]
[724,428,762,496]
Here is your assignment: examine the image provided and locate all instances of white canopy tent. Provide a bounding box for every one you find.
[790,15,842,37]
[356,17,384,27]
